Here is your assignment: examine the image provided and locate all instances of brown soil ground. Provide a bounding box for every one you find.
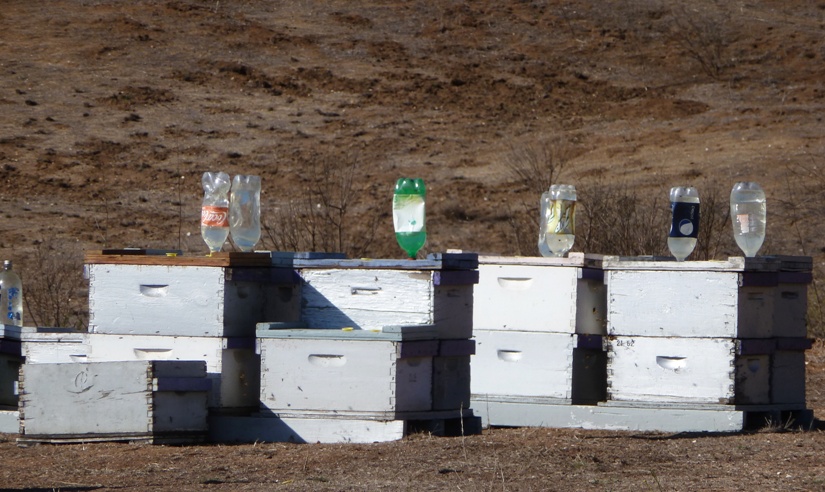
[2,0,825,490]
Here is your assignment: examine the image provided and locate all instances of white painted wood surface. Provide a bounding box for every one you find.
[21,330,89,363]
[471,330,574,400]
[19,361,209,437]
[86,334,259,409]
[259,337,433,413]
[0,409,18,434]
[474,256,606,334]
[209,414,406,443]
[607,270,744,337]
[471,399,751,432]
[475,264,578,332]
[88,264,300,337]
[607,336,772,404]
[299,269,473,339]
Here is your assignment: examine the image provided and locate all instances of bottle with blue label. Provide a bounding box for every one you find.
[393,178,426,259]
[0,260,23,326]
[668,186,700,261]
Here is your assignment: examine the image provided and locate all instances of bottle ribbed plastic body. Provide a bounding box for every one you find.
[201,172,231,253]
[538,184,576,257]
[730,182,766,257]
[393,178,426,259]
[0,260,23,326]
[668,186,700,261]
[229,175,262,252]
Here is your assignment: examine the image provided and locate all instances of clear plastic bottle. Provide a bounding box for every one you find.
[538,184,576,257]
[668,186,700,261]
[730,182,766,257]
[229,174,262,252]
[201,171,231,254]
[0,260,23,326]
[393,178,426,259]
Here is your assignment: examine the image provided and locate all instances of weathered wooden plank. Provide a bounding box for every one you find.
[471,399,750,432]
[602,255,748,271]
[86,251,272,267]
[477,253,603,268]
[256,325,439,341]
[208,414,406,444]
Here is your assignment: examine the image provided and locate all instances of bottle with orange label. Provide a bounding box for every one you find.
[201,171,231,254]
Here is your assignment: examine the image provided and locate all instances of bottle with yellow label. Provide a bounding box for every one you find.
[538,184,576,257]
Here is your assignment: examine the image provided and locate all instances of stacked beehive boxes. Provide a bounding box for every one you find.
[82,250,300,412]
[16,250,301,443]
[470,253,608,427]
[215,252,481,443]
[601,255,813,431]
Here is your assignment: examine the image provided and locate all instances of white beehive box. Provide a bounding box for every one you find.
[272,253,478,340]
[606,336,777,405]
[474,253,606,334]
[257,325,438,415]
[472,330,575,400]
[85,333,259,409]
[18,360,210,443]
[21,327,89,364]
[603,256,811,338]
[86,251,300,337]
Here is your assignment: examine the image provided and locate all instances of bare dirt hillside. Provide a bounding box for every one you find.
[1,0,825,490]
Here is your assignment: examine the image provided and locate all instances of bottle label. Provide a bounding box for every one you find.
[736,214,751,234]
[547,199,575,235]
[392,195,425,233]
[669,202,700,238]
[6,287,19,321]
[201,206,229,227]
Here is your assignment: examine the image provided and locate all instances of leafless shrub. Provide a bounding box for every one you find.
[263,154,380,258]
[576,181,669,257]
[694,182,731,261]
[667,0,734,78]
[505,138,569,196]
[503,138,573,256]
[21,240,88,330]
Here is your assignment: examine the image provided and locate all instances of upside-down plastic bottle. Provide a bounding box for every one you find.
[393,178,426,259]
[730,182,766,257]
[201,172,231,254]
[668,186,700,261]
[0,260,23,326]
[539,184,577,257]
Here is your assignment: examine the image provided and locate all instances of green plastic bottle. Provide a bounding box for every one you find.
[393,178,426,259]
